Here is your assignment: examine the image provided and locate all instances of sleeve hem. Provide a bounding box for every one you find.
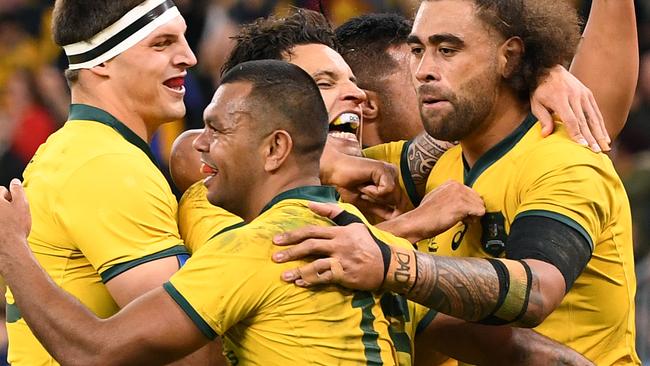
[514,210,594,251]
[163,282,218,340]
[415,309,438,336]
[400,139,422,207]
[100,245,188,283]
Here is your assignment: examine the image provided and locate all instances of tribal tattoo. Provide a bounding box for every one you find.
[408,252,500,321]
[407,134,453,196]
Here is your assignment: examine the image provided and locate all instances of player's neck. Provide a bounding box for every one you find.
[460,91,529,168]
[241,171,321,223]
[71,88,157,143]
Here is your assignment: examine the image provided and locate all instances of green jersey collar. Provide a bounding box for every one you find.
[463,113,536,187]
[68,103,158,166]
[260,185,340,215]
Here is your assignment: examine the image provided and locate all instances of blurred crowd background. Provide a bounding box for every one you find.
[0,0,648,364]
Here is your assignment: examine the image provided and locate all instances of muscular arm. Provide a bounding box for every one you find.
[406,134,454,200]
[408,255,563,327]
[0,182,208,365]
[570,0,638,139]
[274,205,588,328]
[415,313,593,365]
[6,259,207,365]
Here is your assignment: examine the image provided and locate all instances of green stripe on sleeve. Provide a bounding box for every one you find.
[6,301,22,323]
[415,309,438,336]
[163,282,218,340]
[400,139,422,207]
[515,210,594,251]
[100,245,189,283]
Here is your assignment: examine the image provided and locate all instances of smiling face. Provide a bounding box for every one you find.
[408,0,502,142]
[286,43,366,152]
[104,15,197,127]
[193,81,261,216]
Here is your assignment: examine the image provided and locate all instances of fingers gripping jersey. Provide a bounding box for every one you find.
[169,185,434,365]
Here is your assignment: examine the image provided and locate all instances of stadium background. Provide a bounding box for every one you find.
[0,0,648,364]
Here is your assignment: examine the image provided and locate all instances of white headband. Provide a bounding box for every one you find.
[63,0,180,70]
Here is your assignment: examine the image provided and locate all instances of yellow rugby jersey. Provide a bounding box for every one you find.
[178,181,243,254]
[421,115,639,365]
[363,140,419,211]
[166,185,434,365]
[5,104,188,366]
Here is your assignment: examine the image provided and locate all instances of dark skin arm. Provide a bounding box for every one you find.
[415,313,593,366]
[0,181,209,366]
[272,202,565,328]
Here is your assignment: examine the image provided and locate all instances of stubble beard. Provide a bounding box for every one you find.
[419,68,498,142]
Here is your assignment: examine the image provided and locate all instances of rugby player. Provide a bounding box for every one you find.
[272,0,640,364]
[2,0,219,364]
[0,59,431,366]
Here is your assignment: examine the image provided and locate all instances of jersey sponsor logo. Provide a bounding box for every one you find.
[451,223,468,251]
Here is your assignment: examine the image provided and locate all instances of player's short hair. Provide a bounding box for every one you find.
[426,0,580,100]
[335,13,412,90]
[52,0,144,83]
[221,60,329,162]
[222,8,336,76]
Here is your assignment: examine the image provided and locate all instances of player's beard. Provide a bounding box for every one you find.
[418,69,498,142]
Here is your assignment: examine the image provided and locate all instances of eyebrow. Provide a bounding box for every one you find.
[407,33,465,47]
[311,70,338,80]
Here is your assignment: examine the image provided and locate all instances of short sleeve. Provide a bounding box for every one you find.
[164,234,273,338]
[55,154,186,281]
[178,181,243,254]
[363,140,419,210]
[514,148,616,250]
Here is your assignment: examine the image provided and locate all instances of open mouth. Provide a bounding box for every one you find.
[329,112,360,139]
[201,161,218,177]
[163,76,186,93]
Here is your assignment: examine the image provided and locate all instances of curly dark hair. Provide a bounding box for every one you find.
[221,8,337,77]
[335,13,412,91]
[461,0,582,99]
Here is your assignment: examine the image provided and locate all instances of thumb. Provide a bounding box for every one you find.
[9,179,29,211]
[308,201,344,219]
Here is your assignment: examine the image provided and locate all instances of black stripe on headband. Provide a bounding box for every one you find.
[67,0,175,65]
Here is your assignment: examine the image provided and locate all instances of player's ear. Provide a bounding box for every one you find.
[361,90,380,120]
[87,62,110,77]
[498,36,524,79]
[263,130,293,172]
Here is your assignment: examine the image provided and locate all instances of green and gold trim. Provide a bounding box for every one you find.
[163,282,218,340]
[515,210,594,251]
[68,104,159,166]
[6,301,22,323]
[259,185,340,215]
[100,245,188,283]
[464,114,537,187]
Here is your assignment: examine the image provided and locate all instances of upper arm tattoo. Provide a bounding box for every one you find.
[407,133,453,193]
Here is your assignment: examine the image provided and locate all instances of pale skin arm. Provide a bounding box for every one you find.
[0,181,209,365]
[272,202,565,328]
[415,313,593,366]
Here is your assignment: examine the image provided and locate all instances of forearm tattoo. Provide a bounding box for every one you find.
[407,134,452,190]
[408,252,501,321]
